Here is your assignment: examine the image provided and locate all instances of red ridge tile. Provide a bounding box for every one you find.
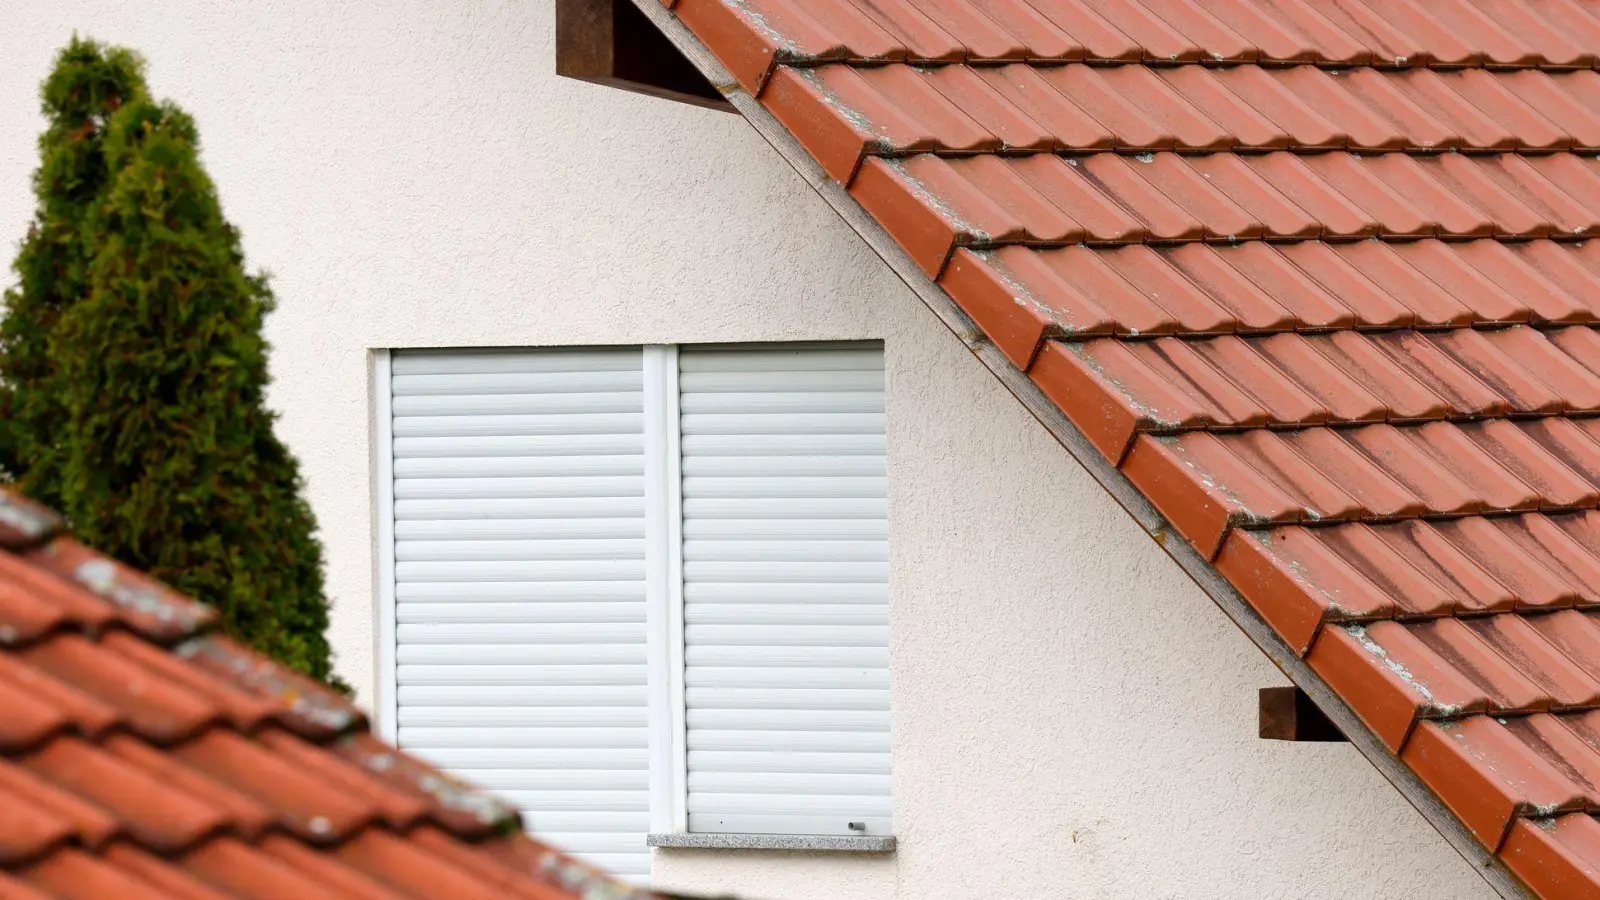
[673,0,848,93]
[1120,433,1298,556]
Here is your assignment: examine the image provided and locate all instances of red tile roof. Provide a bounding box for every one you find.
[0,490,656,899]
[657,0,1600,897]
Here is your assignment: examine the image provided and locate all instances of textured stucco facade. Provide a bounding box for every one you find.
[0,3,1497,899]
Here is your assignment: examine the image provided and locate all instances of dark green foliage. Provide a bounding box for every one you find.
[0,38,149,501]
[5,41,342,685]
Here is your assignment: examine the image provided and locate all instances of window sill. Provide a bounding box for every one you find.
[647,833,897,853]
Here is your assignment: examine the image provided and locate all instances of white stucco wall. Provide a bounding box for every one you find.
[0,4,1497,899]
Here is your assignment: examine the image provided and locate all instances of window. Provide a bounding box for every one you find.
[376,342,890,879]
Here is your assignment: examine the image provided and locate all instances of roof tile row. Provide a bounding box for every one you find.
[852,152,1600,275]
[668,1,1600,895]
[777,61,1600,156]
[666,0,1600,78]
[944,240,1600,372]
[1124,421,1600,553]
[0,490,650,899]
[1032,325,1600,446]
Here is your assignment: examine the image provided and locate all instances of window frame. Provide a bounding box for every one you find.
[373,343,896,853]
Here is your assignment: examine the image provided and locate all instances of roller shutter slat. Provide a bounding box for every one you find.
[390,347,649,880]
[680,344,891,838]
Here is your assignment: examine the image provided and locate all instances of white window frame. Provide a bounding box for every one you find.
[373,349,399,742]
[373,343,895,853]
[643,345,689,834]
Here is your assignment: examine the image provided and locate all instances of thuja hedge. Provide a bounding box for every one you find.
[3,40,342,685]
[0,37,148,506]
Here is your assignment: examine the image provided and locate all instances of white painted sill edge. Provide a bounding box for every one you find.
[647,833,896,853]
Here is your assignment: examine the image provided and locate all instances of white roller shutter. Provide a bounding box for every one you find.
[388,347,651,880]
[677,343,891,837]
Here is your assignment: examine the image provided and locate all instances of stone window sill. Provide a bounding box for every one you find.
[646,833,896,853]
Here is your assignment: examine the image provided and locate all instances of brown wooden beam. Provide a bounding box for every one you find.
[1259,686,1347,742]
[556,0,733,113]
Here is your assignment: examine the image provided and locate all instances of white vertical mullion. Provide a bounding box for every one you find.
[644,345,688,835]
[372,349,398,742]
[665,346,688,834]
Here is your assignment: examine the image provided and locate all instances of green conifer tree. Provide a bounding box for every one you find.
[0,38,149,502]
[46,90,341,683]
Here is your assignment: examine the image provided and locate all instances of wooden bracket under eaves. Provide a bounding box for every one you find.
[555,0,734,113]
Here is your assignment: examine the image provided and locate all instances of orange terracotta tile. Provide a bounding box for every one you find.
[962,0,1087,61]
[24,538,213,641]
[331,731,520,838]
[836,0,964,62]
[20,848,178,900]
[1403,717,1586,849]
[253,835,415,900]
[172,730,379,843]
[974,65,1112,150]
[0,761,117,863]
[1155,68,1284,149]
[1529,612,1600,686]
[0,653,118,746]
[0,491,61,553]
[182,838,351,900]
[1021,0,1142,61]
[1215,528,1395,654]
[336,830,508,900]
[174,634,362,740]
[1465,618,1600,711]
[97,845,231,900]
[937,247,1099,368]
[20,635,220,744]
[100,733,273,839]
[1094,65,1230,151]
[20,737,228,852]
[760,66,931,184]
[1028,341,1190,462]
[1305,622,1485,752]
[1501,814,1600,900]
[0,550,113,638]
